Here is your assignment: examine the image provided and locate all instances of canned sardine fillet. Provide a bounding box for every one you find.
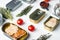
[2,23,28,40]
[44,16,59,31]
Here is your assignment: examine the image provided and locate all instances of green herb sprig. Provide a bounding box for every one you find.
[16,5,32,17]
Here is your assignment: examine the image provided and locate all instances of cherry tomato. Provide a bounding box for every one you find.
[28,25,35,32]
[17,19,24,25]
[44,0,50,2]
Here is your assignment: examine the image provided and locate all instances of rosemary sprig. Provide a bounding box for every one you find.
[0,7,13,20]
[16,5,32,17]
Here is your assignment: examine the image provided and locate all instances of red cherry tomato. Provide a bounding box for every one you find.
[17,19,24,25]
[28,25,35,32]
[44,0,50,2]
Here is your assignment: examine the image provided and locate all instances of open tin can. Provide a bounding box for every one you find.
[44,16,59,31]
[2,22,28,40]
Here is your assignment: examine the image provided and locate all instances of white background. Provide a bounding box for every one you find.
[0,0,60,40]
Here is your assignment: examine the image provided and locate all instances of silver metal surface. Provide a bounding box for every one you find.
[37,33,52,40]
[23,0,36,4]
[6,0,22,11]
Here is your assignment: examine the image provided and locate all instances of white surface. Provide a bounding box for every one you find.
[0,0,60,40]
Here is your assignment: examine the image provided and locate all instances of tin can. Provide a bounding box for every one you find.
[44,16,59,31]
[2,23,28,40]
[6,0,22,11]
[29,9,45,24]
